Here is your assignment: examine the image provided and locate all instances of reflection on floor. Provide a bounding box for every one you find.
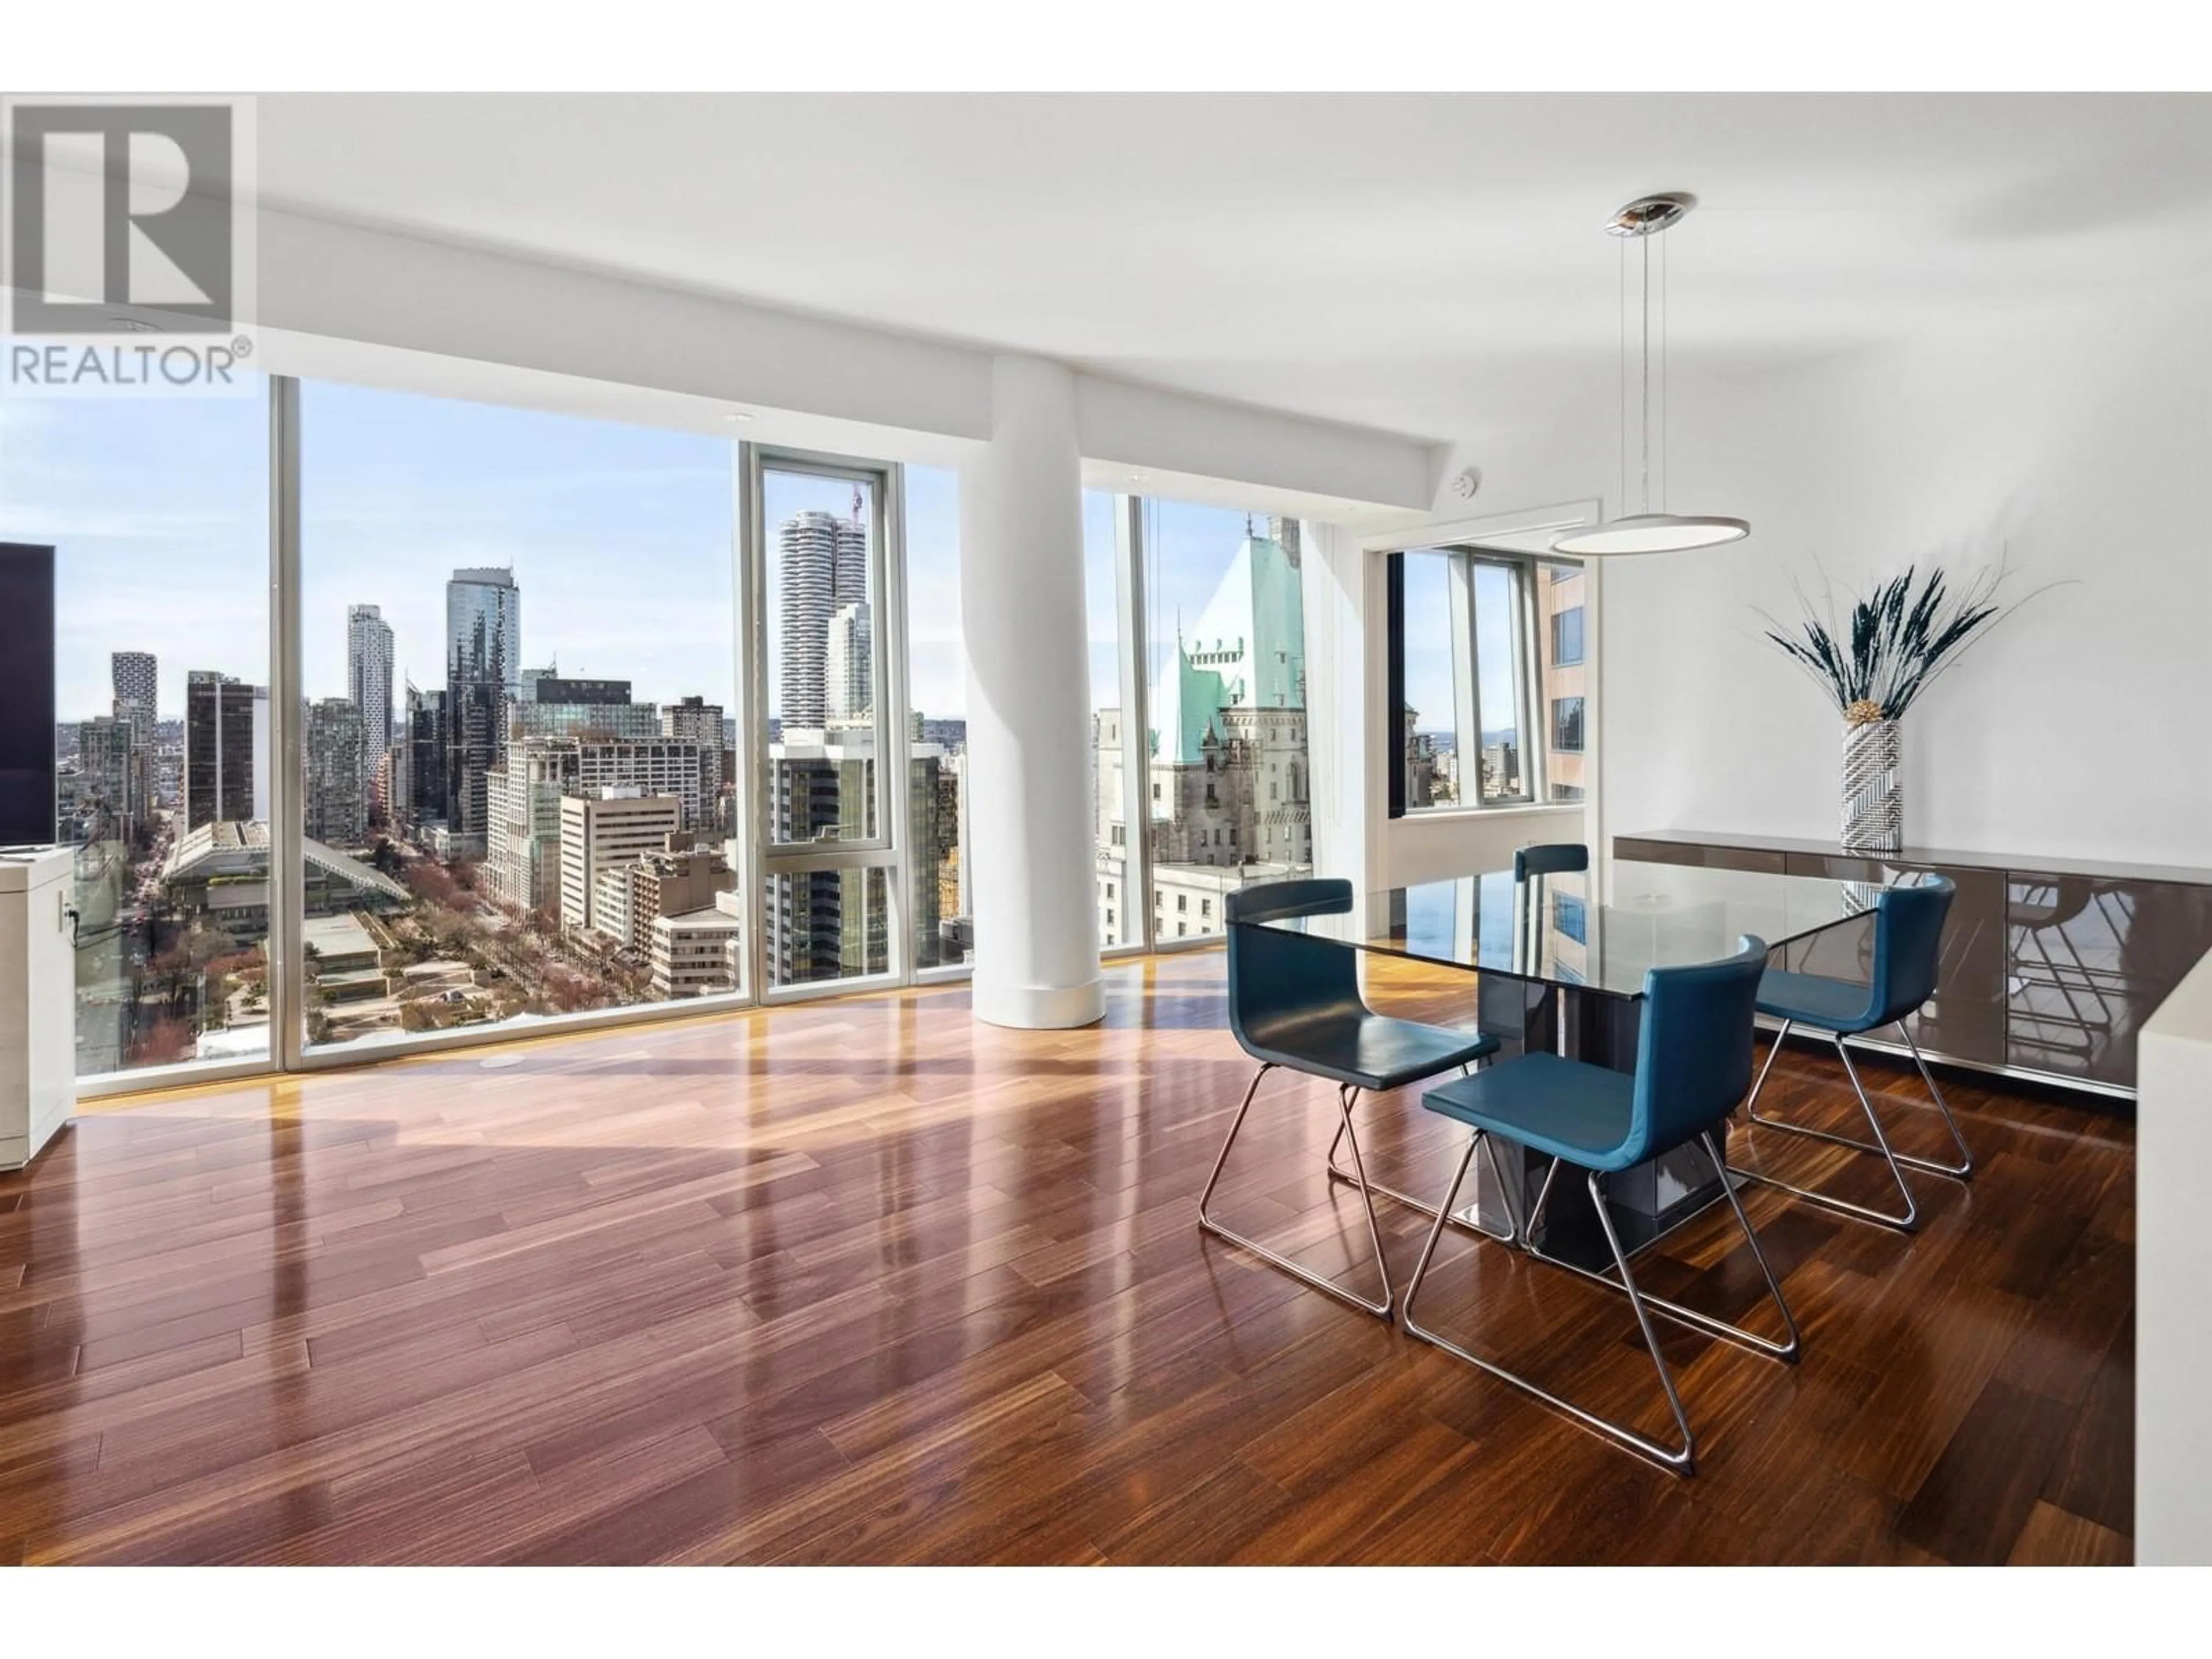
[0,950,2134,1564]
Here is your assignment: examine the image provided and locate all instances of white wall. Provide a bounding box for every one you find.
[2138,948,2212,1562]
[1382,805,1588,889]
[1416,275,2211,869]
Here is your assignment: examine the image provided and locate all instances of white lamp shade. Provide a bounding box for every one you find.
[1550,513,1751,556]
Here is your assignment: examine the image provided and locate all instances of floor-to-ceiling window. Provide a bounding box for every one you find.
[2,382,272,1081]
[1138,499,1313,944]
[23,368,1341,1092]
[903,464,969,970]
[297,381,741,1052]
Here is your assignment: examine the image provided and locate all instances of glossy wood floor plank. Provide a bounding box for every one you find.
[0,951,2133,1563]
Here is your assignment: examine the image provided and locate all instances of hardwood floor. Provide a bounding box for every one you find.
[0,950,2134,1565]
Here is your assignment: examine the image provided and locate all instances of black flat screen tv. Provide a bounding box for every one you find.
[0,543,57,845]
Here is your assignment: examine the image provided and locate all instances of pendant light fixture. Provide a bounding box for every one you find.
[1552,192,1749,557]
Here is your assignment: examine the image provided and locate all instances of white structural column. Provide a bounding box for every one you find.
[960,355,1105,1029]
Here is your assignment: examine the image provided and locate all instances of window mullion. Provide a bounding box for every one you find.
[269,376,304,1072]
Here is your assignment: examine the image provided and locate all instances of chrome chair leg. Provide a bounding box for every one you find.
[1741,1017,1793,1118]
[1745,1021,1972,1183]
[1730,1032,1920,1232]
[1901,1024,1975,1179]
[1584,1170,1697,1474]
[1323,1064,1517,1244]
[1402,1138,1696,1476]
[1522,1135,1800,1362]
[1199,1065,1394,1319]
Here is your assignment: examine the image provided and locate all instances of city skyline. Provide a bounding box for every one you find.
[16,378,1283,733]
[15,369,1302,1082]
[7,380,963,724]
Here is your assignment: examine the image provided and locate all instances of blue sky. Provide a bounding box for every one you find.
[1402,547,1522,744]
[4,373,1291,730]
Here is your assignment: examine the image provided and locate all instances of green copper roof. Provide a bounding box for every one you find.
[1145,533,1306,766]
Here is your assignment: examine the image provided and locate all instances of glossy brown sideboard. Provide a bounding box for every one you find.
[1614,829,2212,1099]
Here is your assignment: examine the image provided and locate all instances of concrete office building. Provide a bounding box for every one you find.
[510,672,661,742]
[71,715,142,842]
[588,842,734,954]
[650,892,744,999]
[184,671,265,830]
[485,735,713,913]
[304,697,368,846]
[558,790,681,934]
[660,696,728,835]
[483,751,566,913]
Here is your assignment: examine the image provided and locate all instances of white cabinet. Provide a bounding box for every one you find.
[1,845,74,1171]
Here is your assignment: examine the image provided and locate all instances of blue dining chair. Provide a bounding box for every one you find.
[1513,842,1588,882]
[1728,876,1971,1233]
[1202,878,1502,1319]
[1402,937,1799,1475]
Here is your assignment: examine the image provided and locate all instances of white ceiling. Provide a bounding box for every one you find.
[255,92,2212,444]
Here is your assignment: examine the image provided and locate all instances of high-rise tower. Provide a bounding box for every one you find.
[777,510,867,731]
[444,567,520,843]
[184,671,261,828]
[304,697,367,844]
[826,603,873,723]
[347,604,396,779]
[111,650,157,713]
[108,650,158,827]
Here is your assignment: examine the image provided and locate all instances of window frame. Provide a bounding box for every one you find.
[1387,544,1571,817]
[743,444,924,1003]
[1552,694,1587,755]
[1551,604,1585,667]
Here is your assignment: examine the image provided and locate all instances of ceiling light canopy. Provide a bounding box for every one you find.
[1554,192,1749,558]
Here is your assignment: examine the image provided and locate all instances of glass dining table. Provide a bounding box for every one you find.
[1243,858,1890,1264]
